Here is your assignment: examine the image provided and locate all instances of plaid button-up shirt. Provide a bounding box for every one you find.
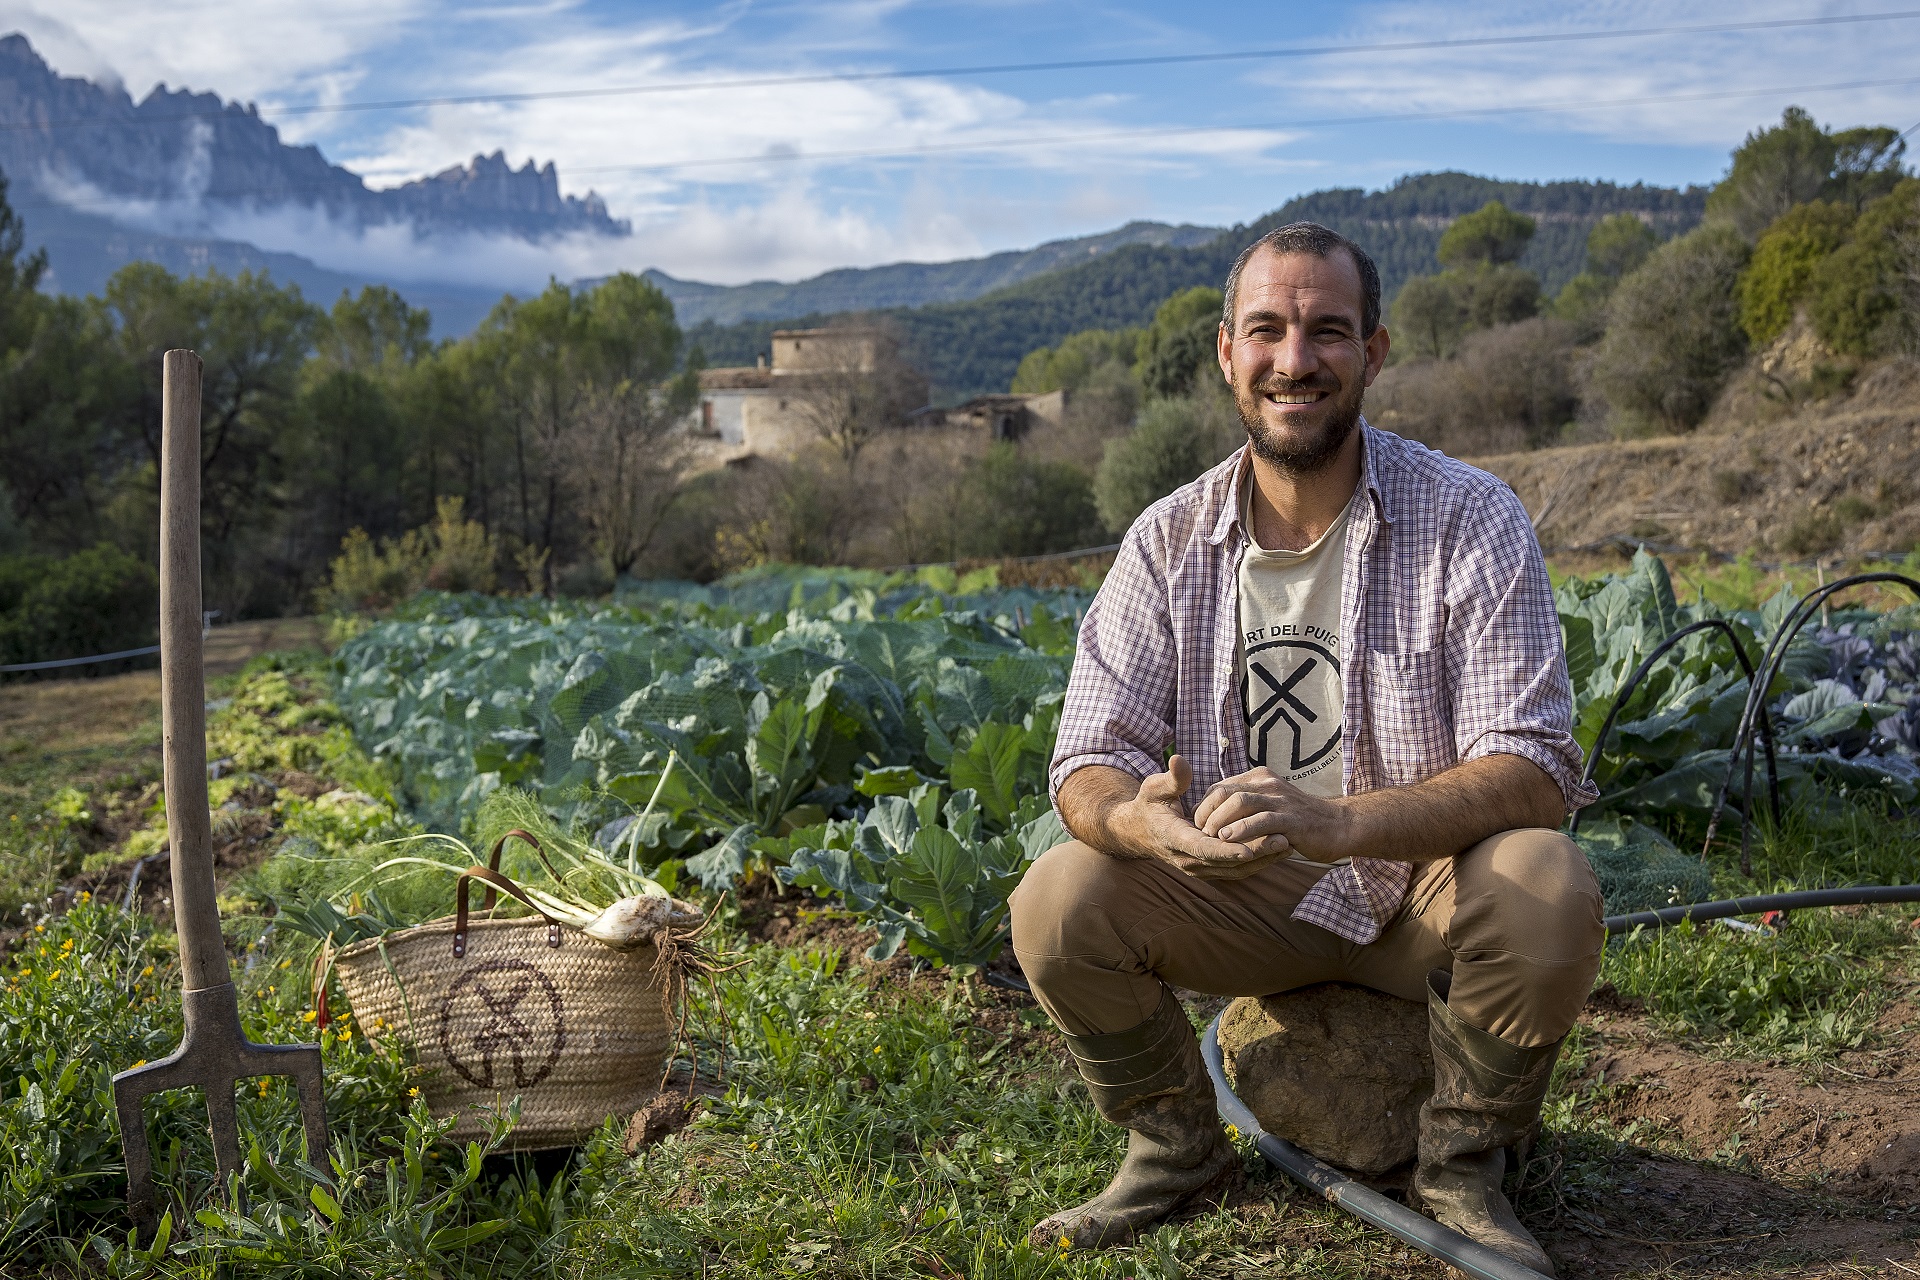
[1050,422,1596,944]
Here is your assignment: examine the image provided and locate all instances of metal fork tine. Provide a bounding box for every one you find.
[204,1076,244,1197]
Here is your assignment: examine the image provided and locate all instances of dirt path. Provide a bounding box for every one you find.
[0,618,326,766]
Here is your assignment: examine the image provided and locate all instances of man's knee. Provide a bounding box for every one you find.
[1010,839,1134,957]
[1452,828,1605,963]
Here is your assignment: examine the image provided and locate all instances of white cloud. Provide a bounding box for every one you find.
[1269,0,1920,149]
[0,0,426,104]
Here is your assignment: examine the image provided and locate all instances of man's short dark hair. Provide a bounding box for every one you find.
[1221,222,1382,338]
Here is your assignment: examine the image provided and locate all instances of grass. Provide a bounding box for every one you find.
[0,673,164,921]
[5,638,1920,1275]
[1599,907,1913,1060]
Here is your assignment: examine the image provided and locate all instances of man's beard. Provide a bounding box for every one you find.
[1232,372,1364,476]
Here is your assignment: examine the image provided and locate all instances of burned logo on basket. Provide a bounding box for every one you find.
[437,958,567,1090]
[1241,637,1341,776]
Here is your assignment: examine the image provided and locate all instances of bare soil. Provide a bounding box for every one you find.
[1499,983,1920,1276]
[1476,356,1920,565]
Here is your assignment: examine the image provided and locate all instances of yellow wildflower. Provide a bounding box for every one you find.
[131,1059,147,1069]
[140,966,154,978]
[408,1087,420,1098]
[76,891,90,903]
[49,970,61,981]
[301,1010,317,1023]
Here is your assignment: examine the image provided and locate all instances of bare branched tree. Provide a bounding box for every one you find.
[786,324,929,466]
[567,372,699,579]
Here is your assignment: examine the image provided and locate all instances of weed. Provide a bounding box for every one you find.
[1834,493,1878,525]
[1712,469,1759,505]
[1600,906,1910,1059]
[1778,507,1844,556]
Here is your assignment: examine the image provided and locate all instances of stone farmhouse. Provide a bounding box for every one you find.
[685,328,1067,463]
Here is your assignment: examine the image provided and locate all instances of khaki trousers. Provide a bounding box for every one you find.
[1009,829,1605,1049]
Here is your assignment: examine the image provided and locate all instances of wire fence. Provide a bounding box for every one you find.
[0,613,221,676]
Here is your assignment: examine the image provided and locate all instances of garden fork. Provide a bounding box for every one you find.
[111,350,329,1240]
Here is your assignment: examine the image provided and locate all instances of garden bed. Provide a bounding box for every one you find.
[5,561,1920,1277]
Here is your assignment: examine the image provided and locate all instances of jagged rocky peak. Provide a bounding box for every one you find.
[389,151,625,235]
[0,32,627,241]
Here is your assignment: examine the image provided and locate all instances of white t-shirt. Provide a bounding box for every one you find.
[1235,477,1353,799]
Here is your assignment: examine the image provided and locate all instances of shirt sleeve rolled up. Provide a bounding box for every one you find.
[1049,521,1181,805]
[1443,482,1598,812]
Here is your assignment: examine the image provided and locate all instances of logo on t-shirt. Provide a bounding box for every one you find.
[1241,631,1341,775]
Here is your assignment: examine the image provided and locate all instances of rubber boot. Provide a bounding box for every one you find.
[1028,988,1244,1249]
[1413,970,1562,1277]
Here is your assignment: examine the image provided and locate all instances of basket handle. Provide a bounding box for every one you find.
[480,828,546,913]
[454,863,562,958]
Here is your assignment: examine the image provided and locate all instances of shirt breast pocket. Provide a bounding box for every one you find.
[1364,648,1454,786]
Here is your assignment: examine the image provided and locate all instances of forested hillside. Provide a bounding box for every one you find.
[686,172,1709,398]
[645,221,1222,326]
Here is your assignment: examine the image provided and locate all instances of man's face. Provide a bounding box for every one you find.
[1216,248,1391,475]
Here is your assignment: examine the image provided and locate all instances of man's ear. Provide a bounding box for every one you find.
[1216,321,1233,384]
[1362,324,1391,388]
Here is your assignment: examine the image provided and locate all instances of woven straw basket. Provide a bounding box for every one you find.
[333,836,673,1150]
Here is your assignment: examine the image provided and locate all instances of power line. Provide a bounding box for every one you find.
[527,74,1920,178]
[27,72,1920,212]
[8,8,1920,133]
[26,70,1919,213]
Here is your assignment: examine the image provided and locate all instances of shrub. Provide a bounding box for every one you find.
[1390,263,1538,360]
[1712,469,1759,505]
[950,444,1104,558]
[1436,200,1535,267]
[1589,223,1751,433]
[318,496,498,613]
[1809,178,1920,357]
[1093,390,1242,533]
[1585,213,1660,279]
[1136,286,1224,400]
[1009,325,1141,394]
[1390,273,1468,359]
[1737,200,1856,346]
[0,543,157,668]
[1779,506,1843,555]
[1551,270,1612,334]
[1365,316,1579,456]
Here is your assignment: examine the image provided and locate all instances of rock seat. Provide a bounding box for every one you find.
[1217,982,1432,1177]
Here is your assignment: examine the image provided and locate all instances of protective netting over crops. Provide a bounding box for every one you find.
[1561,551,1920,823]
[334,577,1081,835]
[329,557,1920,912]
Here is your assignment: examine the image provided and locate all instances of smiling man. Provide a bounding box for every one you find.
[1010,222,1603,1274]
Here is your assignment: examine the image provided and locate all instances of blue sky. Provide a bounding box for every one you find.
[7,0,1920,285]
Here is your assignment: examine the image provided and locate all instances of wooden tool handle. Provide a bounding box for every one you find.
[159,350,225,994]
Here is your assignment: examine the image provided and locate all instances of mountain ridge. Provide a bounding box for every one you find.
[684,172,1712,399]
[0,34,625,241]
[642,220,1223,325]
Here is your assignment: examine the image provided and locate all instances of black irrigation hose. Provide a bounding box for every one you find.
[1569,618,1779,837]
[986,886,1920,1279]
[1709,571,1920,876]
[1200,1015,1552,1280]
[1603,883,1920,935]
[982,969,1032,994]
